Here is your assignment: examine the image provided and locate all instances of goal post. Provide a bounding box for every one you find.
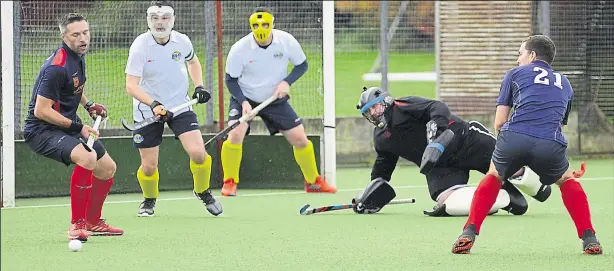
[1,0,16,208]
[322,0,336,187]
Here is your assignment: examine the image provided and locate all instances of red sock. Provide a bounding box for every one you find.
[464,174,503,234]
[560,179,595,238]
[87,176,114,224]
[70,165,93,224]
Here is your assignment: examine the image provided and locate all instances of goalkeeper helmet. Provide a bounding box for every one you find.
[357,87,393,129]
[147,1,175,39]
[249,8,274,44]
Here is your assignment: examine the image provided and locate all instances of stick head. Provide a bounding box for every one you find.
[299,204,311,215]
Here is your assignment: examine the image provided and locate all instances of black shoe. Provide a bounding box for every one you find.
[501,181,529,215]
[452,224,477,254]
[138,198,156,217]
[581,229,603,255]
[532,184,552,202]
[194,189,223,216]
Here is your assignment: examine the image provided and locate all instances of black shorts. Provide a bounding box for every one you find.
[426,167,470,201]
[493,130,569,185]
[449,121,497,174]
[132,111,200,148]
[24,128,106,166]
[228,96,302,136]
[425,121,496,200]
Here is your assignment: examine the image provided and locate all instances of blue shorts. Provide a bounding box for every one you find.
[24,127,106,166]
[493,130,569,185]
[228,96,302,136]
[132,111,200,148]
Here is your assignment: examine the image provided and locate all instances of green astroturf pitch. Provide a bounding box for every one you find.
[2,159,613,270]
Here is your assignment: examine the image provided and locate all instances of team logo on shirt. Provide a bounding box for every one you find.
[133,133,144,144]
[172,51,182,61]
[229,109,239,117]
[73,77,79,87]
[273,52,283,60]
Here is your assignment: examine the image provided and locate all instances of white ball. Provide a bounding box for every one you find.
[69,240,82,252]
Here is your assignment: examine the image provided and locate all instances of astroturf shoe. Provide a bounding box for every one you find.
[87,219,124,236]
[194,189,223,216]
[221,179,237,197]
[305,176,338,193]
[68,219,90,242]
[137,198,156,217]
[581,229,603,255]
[452,224,477,254]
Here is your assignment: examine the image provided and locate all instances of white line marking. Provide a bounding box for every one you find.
[4,177,612,210]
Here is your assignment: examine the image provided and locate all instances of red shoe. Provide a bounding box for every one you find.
[221,179,237,197]
[68,219,90,242]
[305,176,337,193]
[86,219,124,236]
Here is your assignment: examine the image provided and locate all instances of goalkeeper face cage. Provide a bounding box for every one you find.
[147,5,175,39]
[357,87,391,129]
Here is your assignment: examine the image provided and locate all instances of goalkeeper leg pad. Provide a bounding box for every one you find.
[420,129,455,175]
[424,185,510,217]
[508,166,552,202]
[352,178,396,214]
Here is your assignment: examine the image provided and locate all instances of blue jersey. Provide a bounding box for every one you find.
[24,42,87,133]
[497,61,573,146]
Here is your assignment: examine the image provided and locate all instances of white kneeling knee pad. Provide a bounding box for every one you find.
[435,185,510,216]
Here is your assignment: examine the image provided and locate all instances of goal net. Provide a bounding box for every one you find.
[1,1,335,207]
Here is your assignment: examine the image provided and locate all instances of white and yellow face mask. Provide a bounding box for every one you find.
[147,5,175,39]
[249,12,274,43]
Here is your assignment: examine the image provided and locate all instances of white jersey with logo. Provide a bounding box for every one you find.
[125,30,195,122]
[225,29,307,103]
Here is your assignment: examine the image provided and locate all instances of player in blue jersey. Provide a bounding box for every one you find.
[451,35,602,255]
[23,13,123,242]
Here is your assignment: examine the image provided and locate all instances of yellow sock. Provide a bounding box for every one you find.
[137,167,159,199]
[190,155,212,194]
[221,140,243,183]
[293,140,319,184]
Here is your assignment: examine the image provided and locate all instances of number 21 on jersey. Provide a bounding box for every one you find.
[533,67,562,89]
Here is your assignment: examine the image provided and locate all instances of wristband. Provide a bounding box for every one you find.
[150,100,162,110]
[69,121,83,133]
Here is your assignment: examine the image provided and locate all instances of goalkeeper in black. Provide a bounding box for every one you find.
[351,87,552,216]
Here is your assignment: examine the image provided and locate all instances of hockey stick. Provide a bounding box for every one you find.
[121,99,198,131]
[204,95,278,147]
[87,115,103,147]
[80,115,103,152]
[299,198,416,215]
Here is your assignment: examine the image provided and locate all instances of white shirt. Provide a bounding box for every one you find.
[225,29,307,103]
[125,30,195,121]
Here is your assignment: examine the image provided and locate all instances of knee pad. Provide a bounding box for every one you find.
[508,166,551,202]
[424,184,510,217]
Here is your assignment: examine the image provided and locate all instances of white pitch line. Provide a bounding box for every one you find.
[5,177,612,210]
[5,185,429,210]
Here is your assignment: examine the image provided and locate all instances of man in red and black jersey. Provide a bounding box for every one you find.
[24,13,123,242]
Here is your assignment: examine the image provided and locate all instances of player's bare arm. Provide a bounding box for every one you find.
[186,55,211,104]
[33,92,98,140]
[186,55,203,87]
[494,105,511,132]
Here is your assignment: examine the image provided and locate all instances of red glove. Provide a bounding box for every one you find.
[84,101,108,120]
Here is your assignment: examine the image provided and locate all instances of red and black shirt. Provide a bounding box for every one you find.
[25,42,87,133]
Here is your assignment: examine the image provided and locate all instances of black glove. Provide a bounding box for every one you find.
[150,100,173,123]
[192,85,211,104]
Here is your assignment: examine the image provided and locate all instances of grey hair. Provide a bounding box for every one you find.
[58,13,87,34]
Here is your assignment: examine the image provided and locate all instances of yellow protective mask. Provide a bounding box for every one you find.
[249,12,274,43]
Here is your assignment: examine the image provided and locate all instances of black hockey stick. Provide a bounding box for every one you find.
[299,198,416,215]
[121,99,198,131]
[204,95,278,147]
